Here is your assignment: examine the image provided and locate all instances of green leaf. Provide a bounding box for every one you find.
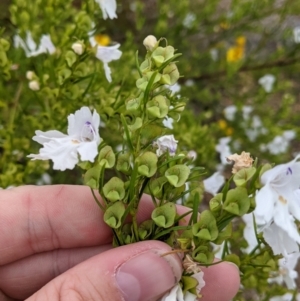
[136,151,158,177]
[116,152,131,174]
[165,165,190,187]
[233,167,256,186]
[181,276,198,294]
[223,187,250,216]
[138,220,154,240]
[223,254,240,267]
[146,95,169,118]
[151,202,176,228]
[103,177,125,202]
[98,146,115,168]
[83,165,102,189]
[209,193,223,217]
[192,210,218,241]
[192,245,214,264]
[126,98,141,111]
[214,223,232,244]
[103,201,125,229]
[65,50,77,67]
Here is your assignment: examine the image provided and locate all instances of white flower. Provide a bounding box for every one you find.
[254,156,300,255]
[283,130,296,141]
[161,284,196,301]
[193,271,206,295]
[242,105,253,120]
[160,272,205,301]
[89,37,122,82]
[29,80,40,91]
[251,115,262,128]
[210,48,218,61]
[263,223,299,256]
[95,0,117,19]
[36,173,52,185]
[293,26,300,43]
[185,79,194,87]
[14,31,55,57]
[264,130,295,155]
[269,252,300,289]
[270,293,300,301]
[163,117,174,129]
[258,74,276,93]
[212,241,227,259]
[72,42,84,55]
[224,105,237,121]
[28,107,101,171]
[183,13,196,28]
[266,135,289,155]
[203,172,225,195]
[154,135,178,157]
[168,82,181,95]
[242,213,259,254]
[215,137,231,165]
[26,71,35,80]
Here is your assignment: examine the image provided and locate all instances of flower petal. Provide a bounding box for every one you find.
[29,137,79,171]
[96,0,117,19]
[32,130,67,144]
[95,44,122,63]
[263,223,299,256]
[254,184,275,226]
[77,141,99,162]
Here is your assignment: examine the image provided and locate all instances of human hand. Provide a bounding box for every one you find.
[0,185,240,301]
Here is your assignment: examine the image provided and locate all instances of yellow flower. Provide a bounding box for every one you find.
[220,21,230,30]
[218,119,228,130]
[218,119,233,136]
[236,36,246,47]
[225,127,234,136]
[94,34,111,46]
[226,36,246,63]
[226,46,244,62]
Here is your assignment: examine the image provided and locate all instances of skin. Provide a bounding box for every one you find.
[0,185,240,301]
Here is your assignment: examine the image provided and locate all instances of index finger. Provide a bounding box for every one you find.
[0,185,112,265]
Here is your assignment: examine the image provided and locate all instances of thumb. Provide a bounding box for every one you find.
[26,241,183,301]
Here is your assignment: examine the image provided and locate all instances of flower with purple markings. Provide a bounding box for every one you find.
[254,155,300,255]
[154,135,178,157]
[28,107,101,171]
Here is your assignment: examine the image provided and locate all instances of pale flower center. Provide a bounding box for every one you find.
[81,121,96,142]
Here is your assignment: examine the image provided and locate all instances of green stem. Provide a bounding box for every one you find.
[90,188,104,211]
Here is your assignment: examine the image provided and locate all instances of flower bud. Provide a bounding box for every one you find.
[72,42,84,55]
[187,150,197,160]
[28,80,40,91]
[143,35,158,51]
[26,71,35,80]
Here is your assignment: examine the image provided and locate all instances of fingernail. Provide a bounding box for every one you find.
[115,249,182,301]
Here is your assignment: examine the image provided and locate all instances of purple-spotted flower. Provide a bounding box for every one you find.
[28,107,101,171]
[254,155,300,255]
[154,135,178,157]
